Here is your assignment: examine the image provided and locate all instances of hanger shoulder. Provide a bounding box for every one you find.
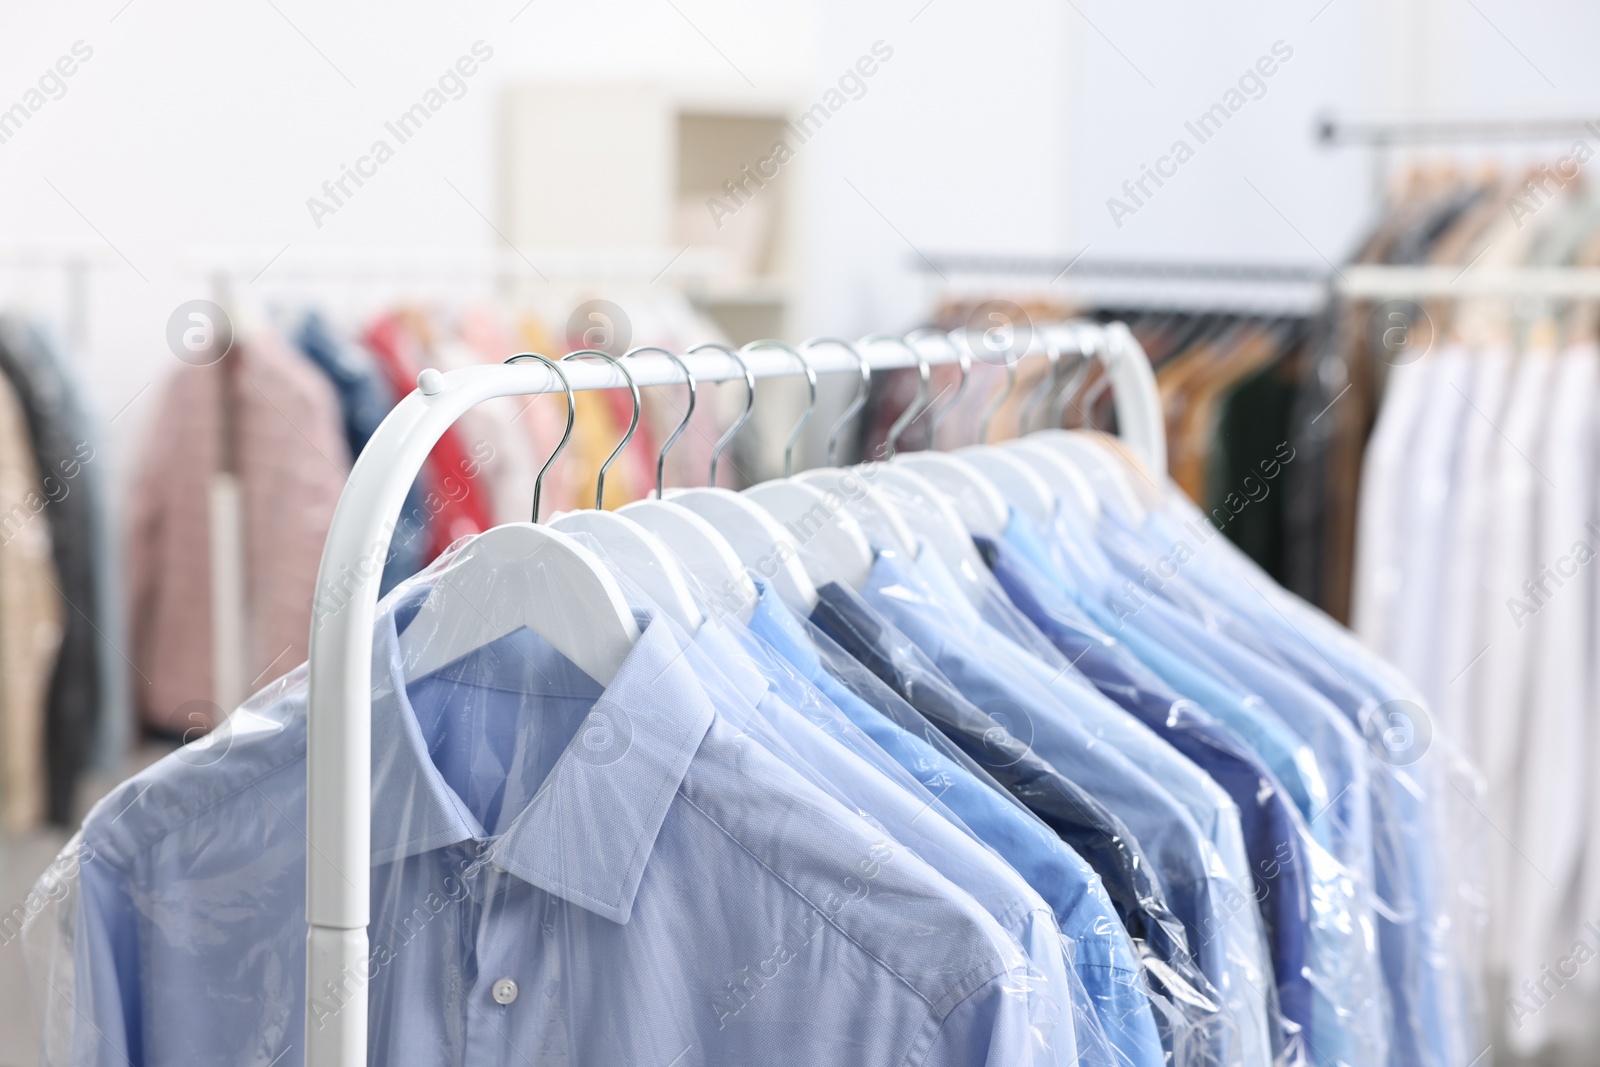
[793,467,917,557]
[893,453,1010,538]
[667,487,820,612]
[744,479,874,590]
[954,447,1055,526]
[1030,428,1148,524]
[872,466,992,609]
[399,523,640,686]
[617,498,758,622]
[1002,438,1103,523]
[550,510,704,634]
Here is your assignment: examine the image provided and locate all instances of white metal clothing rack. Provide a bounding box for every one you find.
[301,320,1164,1067]
[1338,265,1600,299]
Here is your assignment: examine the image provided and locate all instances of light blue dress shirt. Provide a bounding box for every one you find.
[681,612,1095,1067]
[852,547,1258,1063]
[41,588,1042,1067]
[1134,502,1472,1067]
[739,581,1164,1067]
[903,543,1276,1067]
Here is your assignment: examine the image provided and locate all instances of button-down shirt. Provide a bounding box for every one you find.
[1138,495,1473,1067]
[980,519,1315,1056]
[856,550,1225,966]
[805,578,1230,1062]
[39,589,1041,1067]
[902,543,1275,1067]
[741,582,1163,1067]
[679,610,1084,1067]
[1003,508,1391,1066]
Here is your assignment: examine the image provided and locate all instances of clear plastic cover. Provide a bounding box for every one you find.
[583,532,1124,1067]
[26,543,1066,1067]
[796,570,1235,1067]
[1126,480,1483,1067]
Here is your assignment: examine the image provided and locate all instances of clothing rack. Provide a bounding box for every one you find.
[300,319,1163,1067]
[1338,265,1600,299]
[915,254,1333,314]
[1316,112,1600,219]
[0,242,117,355]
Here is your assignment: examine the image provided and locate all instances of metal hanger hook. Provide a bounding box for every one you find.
[689,342,755,486]
[742,339,816,477]
[862,333,929,460]
[1017,331,1061,435]
[560,349,640,510]
[623,345,695,499]
[1074,325,1115,424]
[504,352,575,523]
[978,346,1018,444]
[907,327,971,446]
[803,337,871,467]
[1048,325,1095,429]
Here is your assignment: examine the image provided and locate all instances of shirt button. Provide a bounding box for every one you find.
[492,978,519,1005]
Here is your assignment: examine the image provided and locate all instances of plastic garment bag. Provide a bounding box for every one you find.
[978,524,1315,1062]
[594,526,1149,1067]
[1135,484,1484,1067]
[802,576,1231,1067]
[903,539,1280,1067]
[25,545,1050,1067]
[1086,512,1385,1067]
[565,531,1102,1067]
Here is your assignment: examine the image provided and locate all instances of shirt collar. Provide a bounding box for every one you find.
[370,588,714,924]
[745,580,823,678]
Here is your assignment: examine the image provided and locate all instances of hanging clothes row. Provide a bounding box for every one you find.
[28,327,1479,1067]
[0,315,124,829]
[124,298,740,738]
[881,293,1325,602]
[1349,165,1600,1061]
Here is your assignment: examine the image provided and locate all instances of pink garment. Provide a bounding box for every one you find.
[126,332,351,733]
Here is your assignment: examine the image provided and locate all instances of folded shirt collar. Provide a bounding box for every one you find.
[370,586,714,924]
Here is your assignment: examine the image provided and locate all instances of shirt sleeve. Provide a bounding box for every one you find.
[919,969,1039,1067]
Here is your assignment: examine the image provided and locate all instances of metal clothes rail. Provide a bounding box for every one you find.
[301,320,1162,1067]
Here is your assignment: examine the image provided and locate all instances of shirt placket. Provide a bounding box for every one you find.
[461,858,558,1065]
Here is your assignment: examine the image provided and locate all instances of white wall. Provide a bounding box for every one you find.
[4,0,1600,469]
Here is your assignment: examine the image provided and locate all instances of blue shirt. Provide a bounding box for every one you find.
[46,589,1040,1067]
[855,551,1228,982]
[742,583,1163,1067]
[805,579,1231,1061]
[902,545,1276,1067]
[979,525,1315,1055]
[1134,503,1470,1067]
[683,612,1092,1067]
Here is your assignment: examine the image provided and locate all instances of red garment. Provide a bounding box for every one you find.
[364,314,492,559]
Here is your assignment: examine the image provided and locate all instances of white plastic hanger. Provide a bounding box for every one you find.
[955,446,1055,526]
[1015,323,1148,524]
[978,327,1102,524]
[1003,438,1101,524]
[863,332,1010,538]
[745,478,874,589]
[549,348,705,634]
[399,353,640,686]
[872,464,992,607]
[791,336,916,556]
[736,339,874,589]
[666,341,819,612]
[618,498,758,622]
[671,487,818,611]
